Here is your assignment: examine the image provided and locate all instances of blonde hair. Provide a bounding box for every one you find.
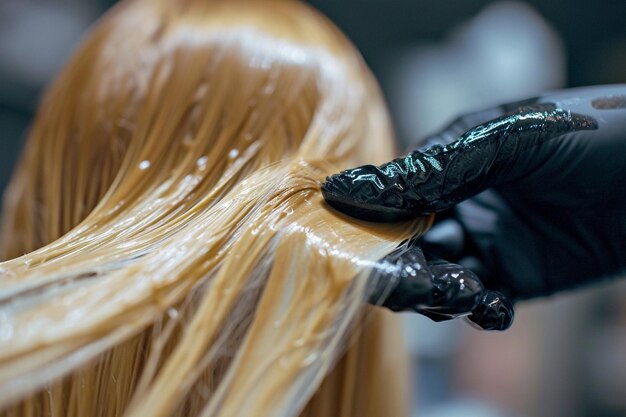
[0,0,429,416]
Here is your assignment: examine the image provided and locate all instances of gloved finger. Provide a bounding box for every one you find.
[467,290,514,331]
[420,260,486,317]
[367,243,499,325]
[420,276,515,331]
[367,242,436,310]
[321,103,597,222]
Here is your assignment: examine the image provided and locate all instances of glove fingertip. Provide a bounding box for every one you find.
[467,291,514,331]
[321,161,425,222]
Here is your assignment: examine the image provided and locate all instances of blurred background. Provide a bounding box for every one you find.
[2,1,626,416]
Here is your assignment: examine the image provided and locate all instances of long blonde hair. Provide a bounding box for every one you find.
[0,0,428,416]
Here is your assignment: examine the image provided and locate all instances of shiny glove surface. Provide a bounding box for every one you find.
[322,85,626,330]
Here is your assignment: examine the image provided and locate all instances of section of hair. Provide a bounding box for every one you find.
[0,0,429,416]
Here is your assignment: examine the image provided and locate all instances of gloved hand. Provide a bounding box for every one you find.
[322,85,626,331]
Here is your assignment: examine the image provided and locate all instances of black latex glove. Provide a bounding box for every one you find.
[322,85,626,331]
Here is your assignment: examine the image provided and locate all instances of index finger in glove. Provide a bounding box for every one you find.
[322,102,597,222]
